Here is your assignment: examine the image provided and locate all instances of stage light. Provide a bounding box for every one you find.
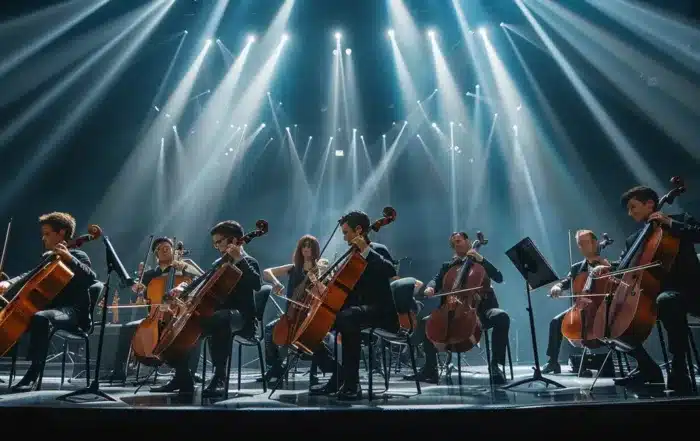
[248,34,256,43]
[282,33,289,41]
[345,48,352,55]
[427,29,435,38]
[335,32,341,40]
[388,29,395,38]
[335,150,344,157]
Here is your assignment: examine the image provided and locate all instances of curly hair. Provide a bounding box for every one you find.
[39,212,76,239]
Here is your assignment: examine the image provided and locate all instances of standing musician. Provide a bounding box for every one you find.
[108,237,202,382]
[404,232,508,385]
[0,212,98,392]
[154,221,262,397]
[261,234,329,384]
[310,210,399,400]
[610,186,700,392]
[543,230,610,376]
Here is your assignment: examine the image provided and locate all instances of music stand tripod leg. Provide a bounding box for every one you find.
[502,278,565,390]
[268,351,299,399]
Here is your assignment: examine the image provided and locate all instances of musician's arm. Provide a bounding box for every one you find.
[263,264,294,288]
[669,213,700,243]
[237,257,262,293]
[361,246,397,280]
[480,257,503,284]
[426,264,448,293]
[67,250,97,282]
[7,271,32,286]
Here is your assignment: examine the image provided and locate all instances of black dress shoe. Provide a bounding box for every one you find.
[201,377,226,398]
[403,369,439,384]
[490,365,507,385]
[541,361,561,374]
[309,376,341,395]
[667,364,692,394]
[613,366,663,387]
[150,377,194,394]
[336,383,362,401]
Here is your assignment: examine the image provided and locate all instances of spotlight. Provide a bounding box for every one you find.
[427,29,435,38]
[184,30,188,34]
[333,49,338,55]
[282,33,289,41]
[500,22,505,27]
[285,127,290,130]
[478,27,487,36]
[262,123,266,128]
[345,48,352,55]
[417,100,421,104]
[388,29,395,38]
[335,32,341,40]
[216,38,220,42]
[248,34,256,43]
[335,150,344,157]
[432,122,437,128]
[205,39,212,44]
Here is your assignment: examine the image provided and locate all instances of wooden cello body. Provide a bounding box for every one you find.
[287,207,396,355]
[425,232,488,353]
[145,220,269,367]
[592,177,686,351]
[561,235,614,349]
[0,224,102,357]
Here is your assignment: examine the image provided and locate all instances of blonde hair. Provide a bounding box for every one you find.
[575,229,597,242]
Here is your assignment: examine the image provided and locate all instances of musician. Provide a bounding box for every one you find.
[261,234,329,384]
[0,212,98,392]
[154,221,262,397]
[543,230,610,376]
[404,232,508,385]
[310,210,399,400]
[610,186,700,392]
[108,237,202,382]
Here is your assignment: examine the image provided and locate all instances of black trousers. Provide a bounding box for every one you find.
[264,318,289,371]
[546,307,572,360]
[22,307,80,379]
[313,305,398,386]
[418,295,510,370]
[112,318,200,375]
[629,290,700,372]
[173,309,247,380]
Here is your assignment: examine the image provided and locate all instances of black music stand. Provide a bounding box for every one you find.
[502,237,565,389]
[56,235,133,403]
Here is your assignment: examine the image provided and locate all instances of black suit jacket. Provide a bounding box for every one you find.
[213,253,262,330]
[616,212,700,294]
[346,242,397,312]
[8,249,97,329]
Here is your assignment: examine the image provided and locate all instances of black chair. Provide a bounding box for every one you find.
[440,329,514,386]
[200,284,271,402]
[364,277,422,401]
[10,281,104,391]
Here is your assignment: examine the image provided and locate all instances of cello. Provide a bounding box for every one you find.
[131,241,190,364]
[592,176,686,351]
[0,224,102,356]
[425,231,489,353]
[146,220,269,367]
[560,233,614,349]
[289,207,397,355]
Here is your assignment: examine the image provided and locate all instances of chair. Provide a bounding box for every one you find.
[364,277,422,401]
[444,329,514,386]
[8,281,104,391]
[200,284,271,403]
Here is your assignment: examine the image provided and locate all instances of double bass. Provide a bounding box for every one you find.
[144,220,269,367]
[425,231,489,353]
[289,207,397,355]
[131,241,190,363]
[0,224,102,356]
[592,176,686,351]
[560,233,614,348]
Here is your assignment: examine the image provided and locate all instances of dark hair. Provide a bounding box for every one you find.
[340,210,371,235]
[575,229,597,242]
[449,232,469,244]
[621,186,659,210]
[293,235,320,268]
[39,212,76,239]
[152,237,174,252]
[210,220,244,240]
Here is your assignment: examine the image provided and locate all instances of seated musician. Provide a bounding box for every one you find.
[310,210,399,400]
[0,212,98,392]
[108,237,202,382]
[543,229,611,376]
[156,221,262,397]
[404,232,508,385]
[610,186,700,392]
[261,234,328,385]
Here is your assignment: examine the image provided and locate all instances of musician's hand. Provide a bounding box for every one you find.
[466,249,484,262]
[225,242,242,260]
[53,242,73,263]
[424,287,435,297]
[0,281,10,295]
[272,283,284,295]
[590,265,610,277]
[131,282,146,294]
[167,282,188,298]
[648,211,672,227]
[351,235,369,253]
[172,260,186,271]
[550,285,562,298]
[414,279,424,291]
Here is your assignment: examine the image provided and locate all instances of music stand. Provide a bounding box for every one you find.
[56,235,133,403]
[502,237,565,389]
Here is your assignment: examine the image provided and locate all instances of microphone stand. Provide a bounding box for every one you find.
[56,235,133,403]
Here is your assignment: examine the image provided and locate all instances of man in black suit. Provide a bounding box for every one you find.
[404,232,509,385]
[0,212,98,392]
[609,186,700,393]
[152,220,262,397]
[310,210,399,400]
